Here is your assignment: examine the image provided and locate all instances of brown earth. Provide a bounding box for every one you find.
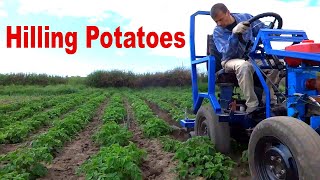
[125,99,179,180]
[144,100,189,142]
[22,95,252,180]
[37,98,109,180]
[0,105,81,155]
[230,151,252,180]
[145,99,252,180]
[0,143,26,155]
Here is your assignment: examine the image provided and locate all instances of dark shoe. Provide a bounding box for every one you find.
[247,107,266,123]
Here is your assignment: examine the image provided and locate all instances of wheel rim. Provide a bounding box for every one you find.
[199,118,209,136]
[254,136,299,180]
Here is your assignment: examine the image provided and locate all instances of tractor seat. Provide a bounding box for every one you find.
[215,69,239,86]
[206,34,239,86]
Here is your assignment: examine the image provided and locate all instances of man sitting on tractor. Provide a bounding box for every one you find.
[210,3,279,113]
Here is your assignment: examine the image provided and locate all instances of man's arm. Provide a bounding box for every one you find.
[213,28,240,62]
[240,13,267,37]
[251,18,268,37]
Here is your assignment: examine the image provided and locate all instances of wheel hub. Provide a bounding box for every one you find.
[263,144,298,180]
[200,121,208,136]
[255,137,299,180]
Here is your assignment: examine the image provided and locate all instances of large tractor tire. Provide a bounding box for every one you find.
[248,116,320,180]
[195,104,230,154]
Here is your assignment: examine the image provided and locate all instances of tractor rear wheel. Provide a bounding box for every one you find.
[248,116,320,180]
[195,104,230,154]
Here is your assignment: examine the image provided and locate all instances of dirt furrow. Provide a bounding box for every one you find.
[125,99,178,180]
[38,98,109,180]
[0,106,83,155]
[145,99,251,179]
[144,100,189,142]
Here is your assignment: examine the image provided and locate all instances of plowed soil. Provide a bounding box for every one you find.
[38,99,109,180]
[125,99,180,180]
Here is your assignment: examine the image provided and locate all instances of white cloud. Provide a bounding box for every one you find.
[0,11,7,17]
[0,48,100,77]
[115,50,125,56]
[18,0,107,17]
[0,42,174,76]
[99,26,111,32]
[0,1,8,17]
[88,18,101,24]
[88,13,111,24]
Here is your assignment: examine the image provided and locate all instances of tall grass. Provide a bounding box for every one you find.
[0,73,67,86]
[0,85,84,96]
[0,67,208,88]
[86,67,196,88]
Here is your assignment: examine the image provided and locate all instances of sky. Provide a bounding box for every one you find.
[0,0,319,77]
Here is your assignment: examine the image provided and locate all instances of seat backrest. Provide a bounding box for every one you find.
[206,35,222,72]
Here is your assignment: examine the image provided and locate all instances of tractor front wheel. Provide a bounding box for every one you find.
[248,116,320,180]
[195,104,230,154]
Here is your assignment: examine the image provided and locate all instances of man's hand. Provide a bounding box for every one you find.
[232,21,250,34]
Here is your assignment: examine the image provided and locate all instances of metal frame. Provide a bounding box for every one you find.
[189,11,320,131]
[190,11,221,115]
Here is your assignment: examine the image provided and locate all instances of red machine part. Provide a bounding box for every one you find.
[285,40,320,67]
[305,79,316,90]
[305,77,320,91]
[318,74,320,92]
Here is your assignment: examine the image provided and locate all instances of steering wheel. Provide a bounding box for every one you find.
[239,12,283,44]
[248,12,283,29]
[239,12,284,72]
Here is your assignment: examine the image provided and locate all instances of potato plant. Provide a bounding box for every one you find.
[160,136,236,180]
[0,93,107,178]
[78,143,146,180]
[78,93,146,179]
[126,93,172,138]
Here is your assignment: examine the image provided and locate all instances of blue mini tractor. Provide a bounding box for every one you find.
[180,11,320,179]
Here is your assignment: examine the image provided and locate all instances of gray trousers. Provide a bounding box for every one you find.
[221,58,279,113]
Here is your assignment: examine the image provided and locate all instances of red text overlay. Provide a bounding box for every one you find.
[6,26,186,54]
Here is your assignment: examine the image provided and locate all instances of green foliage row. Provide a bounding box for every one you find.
[0,91,98,144]
[0,96,45,114]
[139,88,195,121]
[94,92,132,147]
[31,93,106,153]
[160,136,236,180]
[101,93,126,124]
[92,121,133,147]
[0,147,53,179]
[78,143,146,180]
[0,93,80,128]
[0,85,83,96]
[78,93,146,179]
[126,92,173,138]
[0,92,107,179]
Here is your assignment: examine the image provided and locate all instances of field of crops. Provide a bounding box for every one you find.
[0,85,250,180]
